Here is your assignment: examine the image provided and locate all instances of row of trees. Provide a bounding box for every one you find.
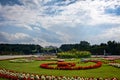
[0,44,59,55]
[0,44,42,55]
[60,41,120,55]
[0,40,120,55]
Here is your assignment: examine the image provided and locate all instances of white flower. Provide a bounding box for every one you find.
[41,75,46,80]
[35,75,40,79]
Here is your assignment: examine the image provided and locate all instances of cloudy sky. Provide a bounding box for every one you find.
[0,0,120,47]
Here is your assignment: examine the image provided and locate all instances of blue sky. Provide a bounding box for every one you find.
[0,0,120,47]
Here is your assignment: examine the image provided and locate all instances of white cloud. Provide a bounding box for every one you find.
[60,0,120,25]
[0,4,40,29]
[13,33,30,40]
[56,31,72,43]
[33,27,41,31]
[0,32,30,41]
[88,26,120,44]
[32,37,61,47]
[1,0,119,28]
[0,0,120,46]
[0,31,62,47]
[99,27,120,40]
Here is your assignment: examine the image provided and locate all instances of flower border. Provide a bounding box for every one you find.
[109,63,120,68]
[0,68,118,80]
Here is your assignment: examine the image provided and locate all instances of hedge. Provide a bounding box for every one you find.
[57,50,91,58]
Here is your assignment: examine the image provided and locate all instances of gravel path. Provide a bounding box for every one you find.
[0,55,35,60]
[0,55,120,60]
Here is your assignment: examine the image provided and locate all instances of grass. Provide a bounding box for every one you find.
[0,58,120,79]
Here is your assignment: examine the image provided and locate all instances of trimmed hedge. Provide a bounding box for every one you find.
[57,50,91,58]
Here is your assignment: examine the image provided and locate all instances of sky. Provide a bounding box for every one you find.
[0,0,120,47]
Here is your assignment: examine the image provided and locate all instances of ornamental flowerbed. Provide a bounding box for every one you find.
[103,57,120,61]
[101,57,119,64]
[109,63,120,68]
[35,56,57,61]
[9,59,34,63]
[57,62,76,68]
[40,60,102,70]
[0,68,118,80]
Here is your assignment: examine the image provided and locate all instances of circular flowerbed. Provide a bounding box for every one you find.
[40,60,102,70]
[9,59,34,63]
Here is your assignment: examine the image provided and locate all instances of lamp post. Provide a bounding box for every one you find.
[104,49,106,56]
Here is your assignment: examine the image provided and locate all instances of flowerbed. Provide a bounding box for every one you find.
[109,63,120,68]
[40,60,102,70]
[102,60,116,64]
[0,68,118,80]
[9,59,34,63]
[35,57,57,61]
[57,62,76,68]
[103,57,120,61]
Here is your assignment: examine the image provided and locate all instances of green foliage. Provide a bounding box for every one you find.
[75,51,91,58]
[0,44,42,55]
[57,49,91,58]
[0,78,7,80]
[60,40,120,55]
[1,40,120,55]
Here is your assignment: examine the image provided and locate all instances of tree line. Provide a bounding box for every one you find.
[0,40,120,55]
[60,41,120,55]
[0,44,42,55]
[0,44,59,55]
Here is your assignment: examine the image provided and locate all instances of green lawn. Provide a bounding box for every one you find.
[0,58,120,79]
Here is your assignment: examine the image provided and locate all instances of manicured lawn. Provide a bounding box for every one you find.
[0,58,120,79]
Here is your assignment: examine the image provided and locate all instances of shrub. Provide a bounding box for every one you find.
[57,50,91,58]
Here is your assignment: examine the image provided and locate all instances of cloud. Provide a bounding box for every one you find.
[0,32,9,42]
[0,32,30,41]
[56,31,73,43]
[0,32,44,45]
[88,26,120,44]
[0,0,120,47]
[1,0,119,28]
[33,27,41,31]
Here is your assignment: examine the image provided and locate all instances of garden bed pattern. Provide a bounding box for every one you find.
[9,59,34,63]
[40,60,102,70]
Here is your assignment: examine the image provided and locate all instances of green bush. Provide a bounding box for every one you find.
[57,49,91,58]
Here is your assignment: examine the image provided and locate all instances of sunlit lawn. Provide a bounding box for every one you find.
[0,58,120,80]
